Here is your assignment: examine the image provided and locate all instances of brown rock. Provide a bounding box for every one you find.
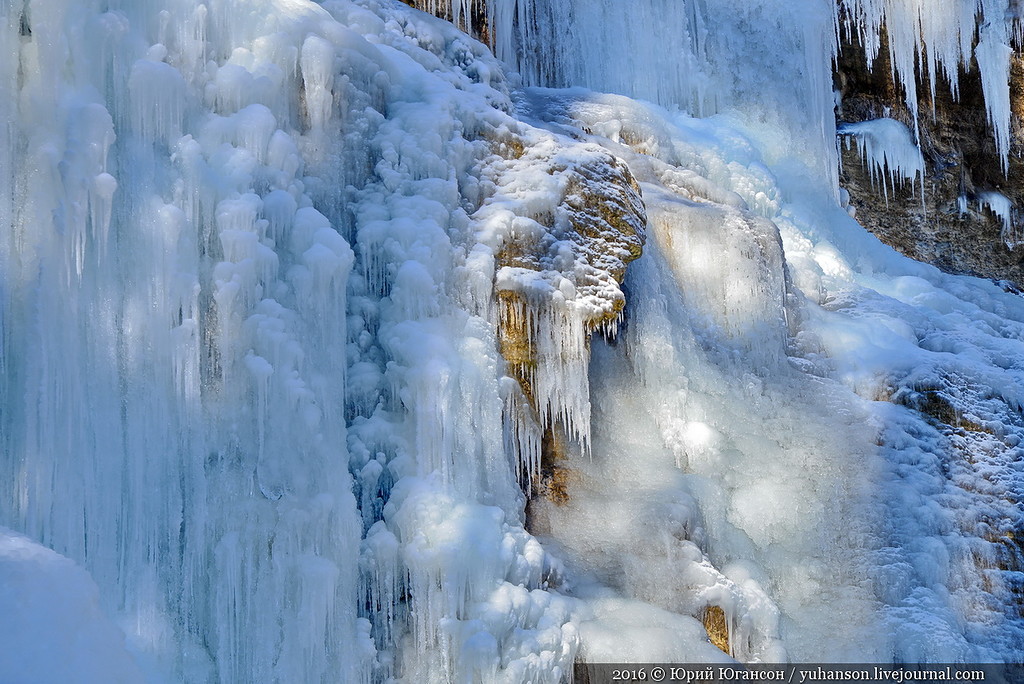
[835,25,1024,288]
[702,605,731,655]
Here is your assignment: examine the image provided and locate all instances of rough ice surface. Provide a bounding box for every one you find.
[2,0,1024,682]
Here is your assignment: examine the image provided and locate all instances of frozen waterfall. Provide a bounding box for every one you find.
[1,0,1024,682]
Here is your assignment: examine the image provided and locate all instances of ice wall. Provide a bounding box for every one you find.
[1,0,372,680]
[4,0,1024,681]
[0,0,639,680]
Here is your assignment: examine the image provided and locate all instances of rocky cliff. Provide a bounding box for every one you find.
[835,24,1024,290]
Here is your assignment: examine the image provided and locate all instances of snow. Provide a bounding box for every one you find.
[2,0,1024,681]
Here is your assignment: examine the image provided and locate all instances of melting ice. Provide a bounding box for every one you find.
[1,0,1023,682]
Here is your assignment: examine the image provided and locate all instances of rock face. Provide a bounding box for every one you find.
[835,29,1024,289]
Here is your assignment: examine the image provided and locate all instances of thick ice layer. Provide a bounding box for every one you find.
[2,0,571,680]
[522,90,877,661]
[1,0,377,680]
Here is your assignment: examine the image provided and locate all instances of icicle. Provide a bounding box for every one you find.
[975,1,1014,174]
[839,118,925,200]
[300,35,335,133]
[841,0,1014,174]
[978,191,1020,248]
[128,57,186,145]
[503,377,543,489]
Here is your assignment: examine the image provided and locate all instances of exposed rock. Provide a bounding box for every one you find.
[702,605,731,655]
[894,386,994,435]
[474,123,647,510]
[499,149,645,504]
[835,27,1024,289]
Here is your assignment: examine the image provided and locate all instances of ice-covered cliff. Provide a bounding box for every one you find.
[1,1,1023,682]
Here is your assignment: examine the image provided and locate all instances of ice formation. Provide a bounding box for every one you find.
[0,527,144,683]
[1,0,1023,682]
[978,191,1020,249]
[838,118,925,200]
[839,0,1018,172]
